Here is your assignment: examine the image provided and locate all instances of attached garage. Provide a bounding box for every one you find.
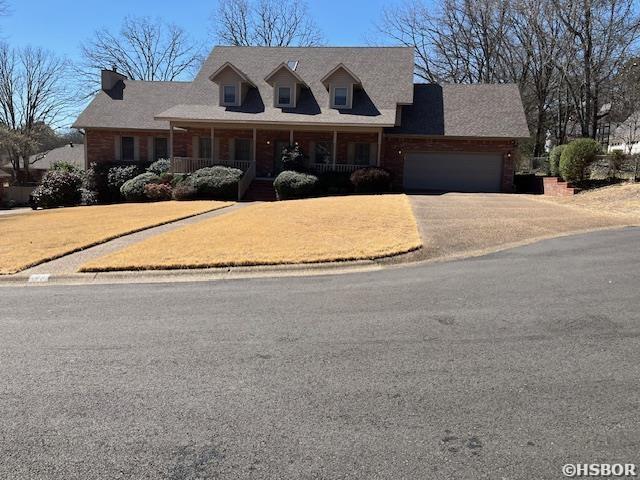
[403,152,504,192]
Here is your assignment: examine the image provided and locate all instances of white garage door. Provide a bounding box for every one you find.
[403,152,503,192]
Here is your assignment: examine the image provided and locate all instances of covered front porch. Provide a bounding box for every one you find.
[167,122,384,177]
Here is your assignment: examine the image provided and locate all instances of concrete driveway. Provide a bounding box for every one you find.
[408,193,637,261]
[1,228,639,479]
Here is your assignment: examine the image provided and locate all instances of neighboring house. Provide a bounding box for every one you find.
[73,46,530,194]
[25,143,86,183]
[608,111,640,155]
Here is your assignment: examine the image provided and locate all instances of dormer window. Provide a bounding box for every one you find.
[276,86,292,107]
[209,62,255,108]
[265,62,307,109]
[333,87,348,108]
[223,85,237,105]
[322,64,361,110]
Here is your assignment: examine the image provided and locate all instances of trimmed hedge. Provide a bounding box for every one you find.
[549,144,566,177]
[147,158,171,175]
[188,166,243,200]
[350,167,392,193]
[559,138,601,182]
[108,165,140,199]
[144,183,173,201]
[120,172,160,202]
[31,170,83,209]
[274,170,319,200]
[172,184,198,200]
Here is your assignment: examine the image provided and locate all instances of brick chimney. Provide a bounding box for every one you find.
[101,66,127,91]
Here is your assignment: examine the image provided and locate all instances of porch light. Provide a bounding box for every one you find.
[398,150,402,155]
[507,152,512,158]
[266,140,271,145]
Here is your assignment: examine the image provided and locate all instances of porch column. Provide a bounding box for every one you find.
[332,130,337,168]
[169,122,174,162]
[252,128,257,162]
[211,127,216,162]
[377,129,382,167]
[289,129,294,145]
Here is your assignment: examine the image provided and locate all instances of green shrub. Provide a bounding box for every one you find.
[559,138,601,182]
[274,170,319,200]
[170,173,189,187]
[549,144,566,177]
[108,165,140,198]
[51,160,81,173]
[144,183,173,201]
[120,172,160,202]
[350,167,392,193]
[172,184,198,201]
[188,166,243,200]
[31,170,83,209]
[147,158,171,175]
[281,144,306,172]
[80,188,99,206]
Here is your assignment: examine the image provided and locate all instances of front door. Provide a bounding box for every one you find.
[274,141,288,174]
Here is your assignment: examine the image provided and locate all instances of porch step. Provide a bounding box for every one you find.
[243,179,277,202]
[542,177,580,196]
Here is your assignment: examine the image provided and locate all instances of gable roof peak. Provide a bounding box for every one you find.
[320,63,362,87]
[264,61,307,86]
[209,61,255,87]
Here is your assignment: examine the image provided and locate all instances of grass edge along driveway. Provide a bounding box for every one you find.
[0,201,232,275]
[81,195,422,272]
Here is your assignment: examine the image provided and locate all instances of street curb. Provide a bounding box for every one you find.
[1,259,383,287]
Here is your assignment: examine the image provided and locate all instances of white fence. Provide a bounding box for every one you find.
[309,163,363,174]
[170,157,252,173]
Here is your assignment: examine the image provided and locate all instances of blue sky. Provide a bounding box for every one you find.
[2,0,389,60]
[1,0,394,128]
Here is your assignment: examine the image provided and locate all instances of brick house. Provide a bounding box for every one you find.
[73,46,530,196]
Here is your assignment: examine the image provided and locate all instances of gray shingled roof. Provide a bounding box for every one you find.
[73,81,191,130]
[387,84,530,138]
[74,46,414,129]
[28,143,86,170]
[156,46,414,127]
[73,47,530,139]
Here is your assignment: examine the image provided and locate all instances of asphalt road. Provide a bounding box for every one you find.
[2,227,639,479]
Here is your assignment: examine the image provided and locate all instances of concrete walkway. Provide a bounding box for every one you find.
[22,203,248,275]
[0,207,31,216]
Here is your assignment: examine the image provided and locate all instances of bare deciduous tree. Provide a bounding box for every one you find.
[79,16,203,95]
[375,0,640,158]
[213,0,324,47]
[0,43,73,182]
[552,0,640,138]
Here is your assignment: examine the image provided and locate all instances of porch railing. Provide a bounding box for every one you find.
[237,161,256,200]
[309,163,364,174]
[170,157,253,173]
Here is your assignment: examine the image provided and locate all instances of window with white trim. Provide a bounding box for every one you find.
[223,85,237,105]
[276,86,292,107]
[333,87,348,108]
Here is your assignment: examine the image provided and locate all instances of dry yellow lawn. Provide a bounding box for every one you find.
[543,182,640,219]
[0,201,231,274]
[81,195,422,272]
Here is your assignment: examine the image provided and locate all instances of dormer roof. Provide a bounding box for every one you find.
[320,63,362,88]
[264,62,307,86]
[209,62,255,87]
